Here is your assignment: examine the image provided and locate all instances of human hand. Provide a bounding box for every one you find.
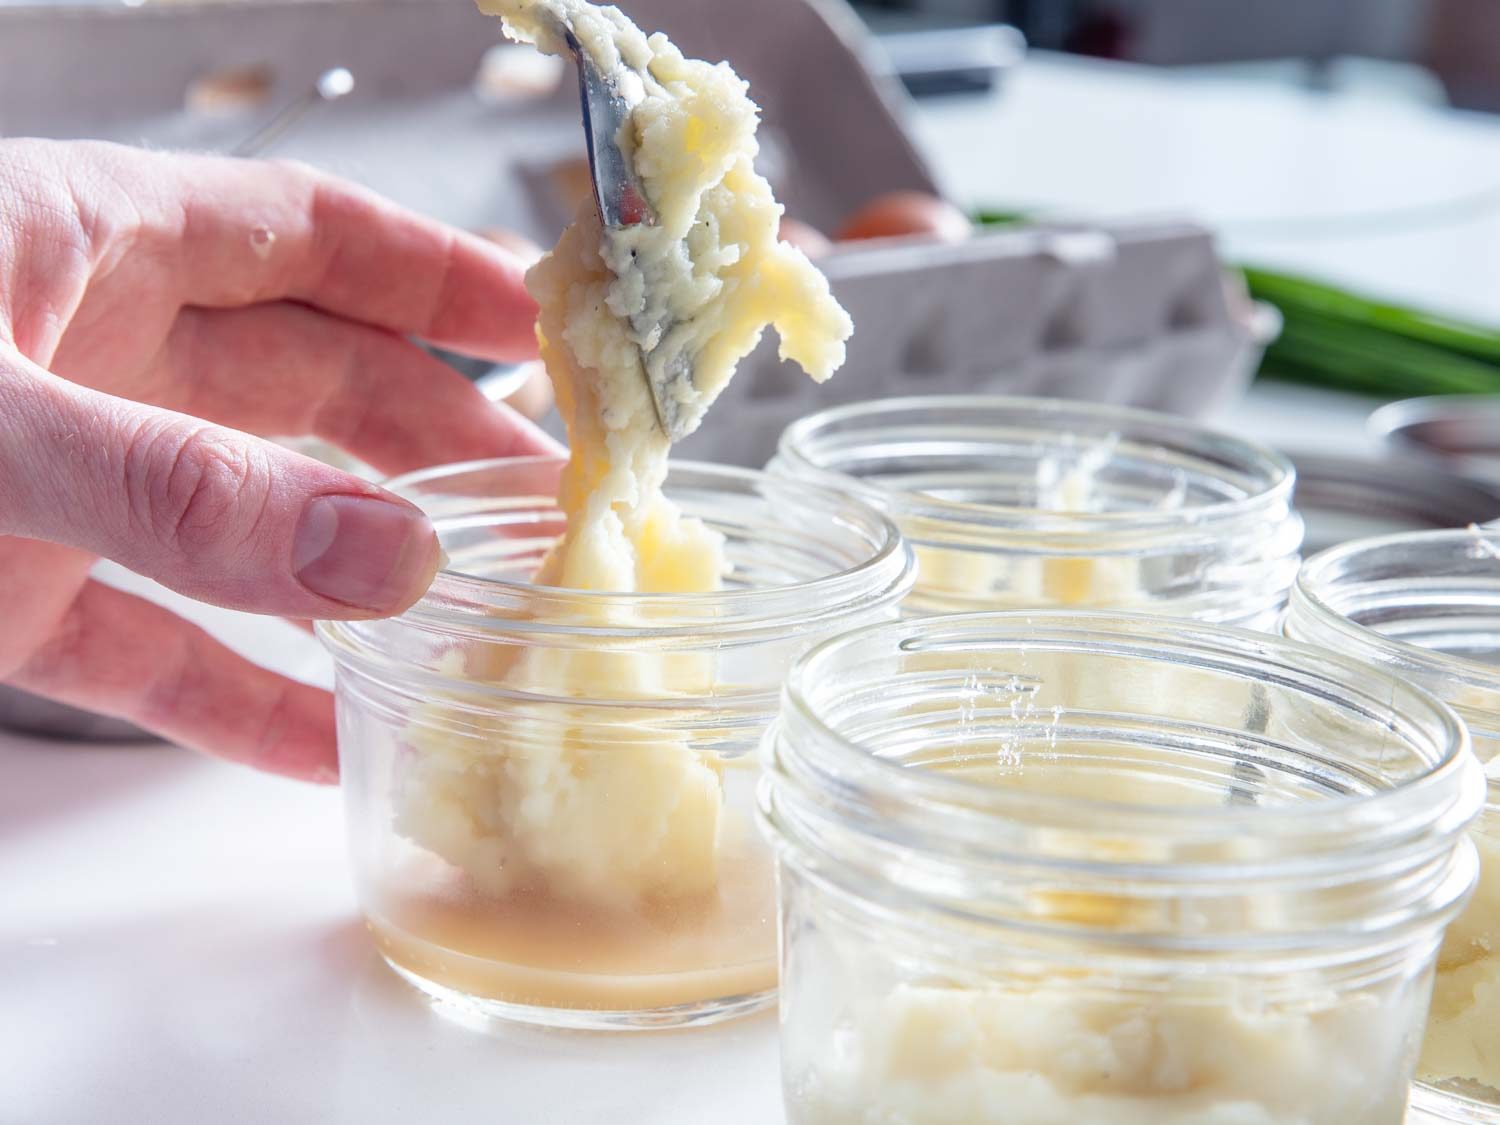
[0,139,556,783]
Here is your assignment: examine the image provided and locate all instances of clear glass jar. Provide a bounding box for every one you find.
[1286,528,1500,1122]
[319,457,913,1030]
[771,395,1302,627]
[761,612,1483,1125]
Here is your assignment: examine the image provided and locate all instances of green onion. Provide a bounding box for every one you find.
[1248,268,1500,397]
[1243,267,1500,367]
[972,209,1032,228]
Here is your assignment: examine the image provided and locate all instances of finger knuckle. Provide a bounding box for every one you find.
[7,589,87,690]
[135,634,201,733]
[248,679,303,771]
[310,326,386,447]
[124,419,270,555]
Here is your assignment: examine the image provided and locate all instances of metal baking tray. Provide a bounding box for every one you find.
[1289,450,1500,556]
[1370,395,1500,486]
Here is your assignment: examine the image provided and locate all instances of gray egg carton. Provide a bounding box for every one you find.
[1,0,1262,472]
[680,219,1267,466]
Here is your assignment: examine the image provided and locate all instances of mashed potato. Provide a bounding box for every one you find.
[1420,818,1500,1095]
[793,980,1409,1125]
[395,0,851,918]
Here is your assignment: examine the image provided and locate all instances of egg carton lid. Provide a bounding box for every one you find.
[678,220,1267,466]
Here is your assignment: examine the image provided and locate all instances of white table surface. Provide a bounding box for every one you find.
[1,47,1479,1125]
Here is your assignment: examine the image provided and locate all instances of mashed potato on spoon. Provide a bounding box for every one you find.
[393,0,851,928]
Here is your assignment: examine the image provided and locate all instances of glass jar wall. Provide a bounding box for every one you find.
[320,457,913,1030]
[1287,528,1500,1122]
[762,612,1482,1123]
[772,395,1302,626]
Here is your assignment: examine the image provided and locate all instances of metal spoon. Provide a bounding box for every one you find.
[549,18,703,442]
[555,24,656,231]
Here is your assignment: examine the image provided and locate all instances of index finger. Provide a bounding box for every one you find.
[90,143,540,362]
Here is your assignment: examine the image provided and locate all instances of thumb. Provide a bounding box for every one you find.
[1,357,442,619]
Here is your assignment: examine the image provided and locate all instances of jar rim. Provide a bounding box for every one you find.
[1291,527,1500,705]
[778,610,1475,845]
[775,394,1297,551]
[323,456,914,642]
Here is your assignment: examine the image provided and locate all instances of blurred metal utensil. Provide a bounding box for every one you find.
[425,346,500,383]
[1370,395,1500,486]
[1288,449,1500,555]
[232,66,354,158]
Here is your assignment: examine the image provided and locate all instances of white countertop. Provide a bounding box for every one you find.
[0,45,1481,1125]
[0,732,782,1125]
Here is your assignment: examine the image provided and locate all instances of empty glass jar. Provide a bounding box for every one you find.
[1287,528,1500,1122]
[320,457,912,1030]
[761,612,1483,1124]
[771,395,1302,626]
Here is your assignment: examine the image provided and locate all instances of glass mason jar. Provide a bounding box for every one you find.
[1286,528,1500,1122]
[771,395,1302,626]
[761,612,1483,1125]
[319,457,913,1030]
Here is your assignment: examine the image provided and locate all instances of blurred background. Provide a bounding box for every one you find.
[857,0,1500,111]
